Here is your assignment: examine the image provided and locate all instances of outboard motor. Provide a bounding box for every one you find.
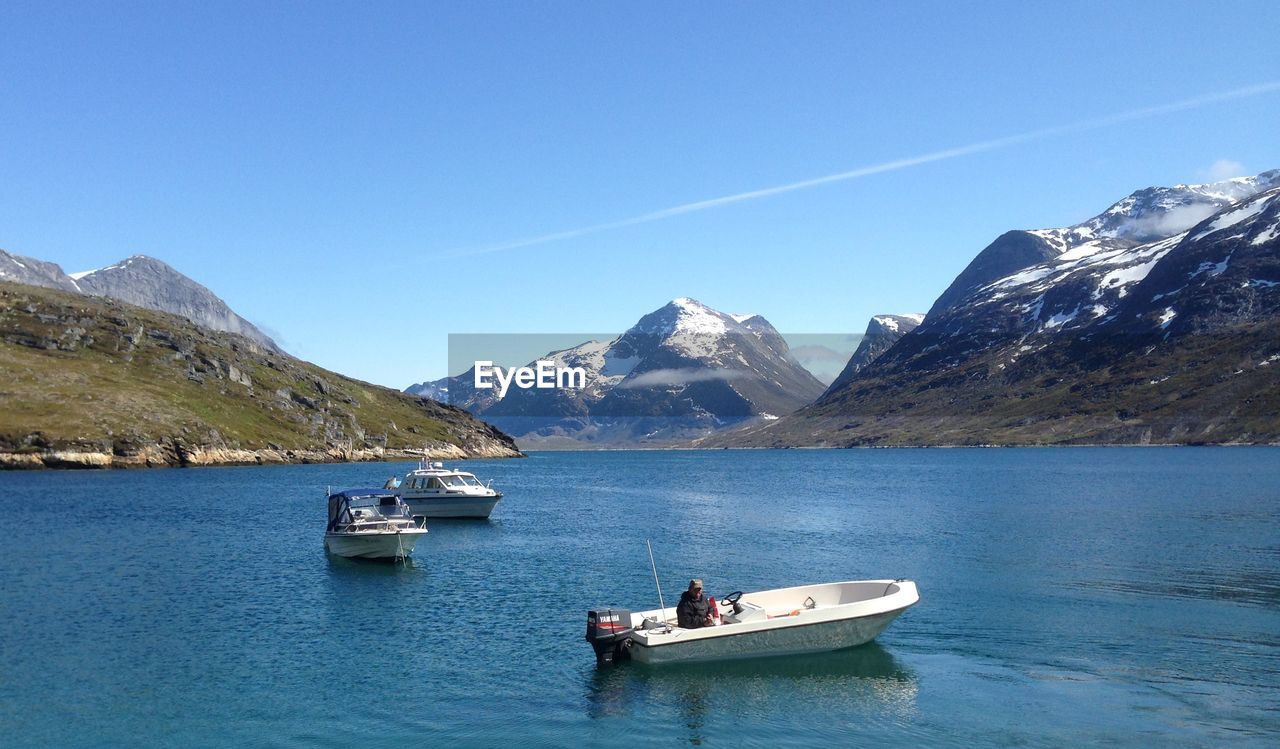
[585,608,633,666]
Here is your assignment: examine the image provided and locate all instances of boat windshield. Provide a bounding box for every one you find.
[349,495,410,518]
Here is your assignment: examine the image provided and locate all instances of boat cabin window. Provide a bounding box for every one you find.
[426,477,445,490]
[342,495,408,519]
[442,475,468,488]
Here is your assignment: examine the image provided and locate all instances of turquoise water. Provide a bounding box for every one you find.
[2,448,1278,747]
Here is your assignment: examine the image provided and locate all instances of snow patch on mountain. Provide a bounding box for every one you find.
[871,313,926,332]
[1096,253,1168,299]
[979,231,1186,321]
[1252,220,1280,246]
[1190,199,1270,241]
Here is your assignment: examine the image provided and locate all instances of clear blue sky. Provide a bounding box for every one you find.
[2,2,1278,387]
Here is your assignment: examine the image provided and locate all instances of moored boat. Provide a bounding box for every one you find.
[586,579,919,665]
[389,460,502,519]
[324,489,428,559]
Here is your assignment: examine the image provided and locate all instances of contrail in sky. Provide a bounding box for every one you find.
[441,81,1280,258]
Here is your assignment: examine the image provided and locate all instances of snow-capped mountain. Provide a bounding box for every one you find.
[900,180,1280,368]
[717,170,1280,446]
[0,250,279,351]
[417,298,826,445]
[1118,186,1280,336]
[822,314,924,396]
[1032,171,1279,248]
[929,170,1280,315]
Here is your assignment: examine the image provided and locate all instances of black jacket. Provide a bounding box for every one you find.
[676,590,710,628]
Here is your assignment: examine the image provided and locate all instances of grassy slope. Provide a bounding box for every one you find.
[0,281,517,457]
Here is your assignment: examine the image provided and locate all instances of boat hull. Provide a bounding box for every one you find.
[400,495,500,519]
[606,580,920,666]
[324,530,426,559]
[628,609,905,665]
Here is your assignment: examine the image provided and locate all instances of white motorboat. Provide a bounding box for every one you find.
[586,579,919,665]
[388,460,502,519]
[324,489,428,559]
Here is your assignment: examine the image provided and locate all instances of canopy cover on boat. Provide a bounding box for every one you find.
[326,489,399,531]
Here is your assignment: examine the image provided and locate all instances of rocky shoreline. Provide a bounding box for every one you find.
[0,441,521,470]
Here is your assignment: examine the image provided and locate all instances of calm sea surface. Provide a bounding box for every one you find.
[2,449,1278,747]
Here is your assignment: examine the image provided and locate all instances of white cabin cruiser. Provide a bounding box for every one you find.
[389,460,502,519]
[324,489,428,559]
[586,580,919,666]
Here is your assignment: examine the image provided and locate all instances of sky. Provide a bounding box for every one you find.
[2,2,1279,388]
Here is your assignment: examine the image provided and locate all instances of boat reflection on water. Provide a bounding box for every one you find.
[584,642,919,741]
[324,552,420,573]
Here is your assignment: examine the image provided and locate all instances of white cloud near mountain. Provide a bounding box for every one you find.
[617,367,747,388]
[1120,203,1221,240]
[1202,159,1246,181]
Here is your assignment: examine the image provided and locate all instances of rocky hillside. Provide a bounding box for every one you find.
[0,251,82,292]
[0,281,520,468]
[72,255,279,351]
[709,172,1280,447]
[1,249,279,351]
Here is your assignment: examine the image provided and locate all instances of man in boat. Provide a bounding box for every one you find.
[676,579,714,629]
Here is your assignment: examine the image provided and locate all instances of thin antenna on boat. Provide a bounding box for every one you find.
[646,539,667,621]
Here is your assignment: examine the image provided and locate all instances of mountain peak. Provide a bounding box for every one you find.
[634,297,730,339]
[931,169,1280,316]
[1035,168,1280,250]
[871,313,925,333]
[427,297,825,445]
[72,254,169,279]
[821,312,925,398]
[66,255,281,351]
[910,178,1280,368]
[626,298,790,360]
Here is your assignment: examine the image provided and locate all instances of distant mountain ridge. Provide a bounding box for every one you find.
[710,169,1280,447]
[411,297,827,446]
[822,314,924,396]
[0,250,82,293]
[0,249,279,351]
